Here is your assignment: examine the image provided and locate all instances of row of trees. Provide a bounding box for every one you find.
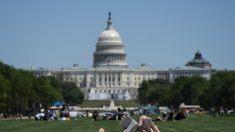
[138,71,235,110]
[0,61,83,114]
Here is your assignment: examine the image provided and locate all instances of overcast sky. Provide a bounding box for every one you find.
[0,0,234,69]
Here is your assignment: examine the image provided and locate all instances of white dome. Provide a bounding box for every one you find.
[93,12,127,68]
[98,29,122,42]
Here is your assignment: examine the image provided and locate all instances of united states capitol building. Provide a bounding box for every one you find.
[32,13,212,100]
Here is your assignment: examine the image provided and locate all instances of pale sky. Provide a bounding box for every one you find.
[0,0,234,69]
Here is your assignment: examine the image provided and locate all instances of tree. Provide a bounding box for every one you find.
[10,71,33,113]
[138,80,152,105]
[61,82,84,105]
[149,79,171,105]
[208,71,235,110]
[170,76,209,107]
[138,79,171,105]
[0,61,64,114]
[138,71,235,110]
[34,77,63,108]
[0,76,10,112]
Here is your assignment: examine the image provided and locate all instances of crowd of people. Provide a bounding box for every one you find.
[92,109,129,121]
[95,109,187,132]
[1,105,189,132]
[0,113,23,119]
[34,108,70,121]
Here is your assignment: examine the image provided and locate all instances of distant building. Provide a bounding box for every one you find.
[186,50,211,69]
[31,12,212,100]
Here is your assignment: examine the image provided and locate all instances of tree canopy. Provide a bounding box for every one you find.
[0,61,83,114]
[138,79,171,105]
[138,71,235,110]
[61,82,84,105]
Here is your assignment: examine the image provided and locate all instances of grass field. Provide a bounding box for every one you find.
[0,114,235,132]
[81,100,139,108]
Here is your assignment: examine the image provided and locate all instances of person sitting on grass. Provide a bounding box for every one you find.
[136,115,161,132]
[121,115,160,132]
[175,111,186,120]
[92,110,99,121]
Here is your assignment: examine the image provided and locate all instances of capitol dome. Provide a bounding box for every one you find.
[93,12,127,68]
[98,29,122,42]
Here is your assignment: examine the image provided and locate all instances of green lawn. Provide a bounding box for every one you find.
[81,100,139,108]
[1,114,235,132]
